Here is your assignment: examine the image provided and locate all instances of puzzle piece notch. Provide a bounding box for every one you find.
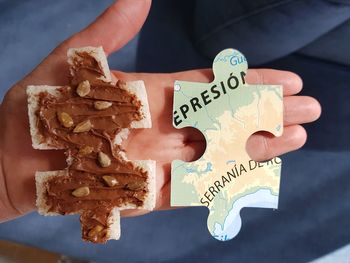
[171,49,283,241]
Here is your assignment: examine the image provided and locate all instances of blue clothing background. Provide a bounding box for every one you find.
[0,0,349,262]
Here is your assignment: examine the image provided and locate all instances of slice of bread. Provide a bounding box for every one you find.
[27,46,156,241]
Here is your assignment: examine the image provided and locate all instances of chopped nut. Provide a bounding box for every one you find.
[79,145,94,155]
[98,152,111,167]
[72,186,90,197]
[127,181,145,191]
[117,80,127,89]
[57,112,74,128]
[88,225,104,238]
[73,120,92,133]
[102,176,118,187]
[76,80,91,97]
[94,101,112,110]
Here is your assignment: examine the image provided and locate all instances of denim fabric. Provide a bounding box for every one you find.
[300,19,350,66]
[193,0,350,65]
[328,0,350,4]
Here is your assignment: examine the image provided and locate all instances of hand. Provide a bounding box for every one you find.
[0,0,321,221]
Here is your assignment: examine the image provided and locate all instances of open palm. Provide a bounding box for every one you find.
[0,0,320,221]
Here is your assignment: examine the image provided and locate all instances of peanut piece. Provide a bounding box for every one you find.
[117,80,127,90]
[76,80,91,97]
[127,181,145,191]
[72,186,90,197]
[102,176,118,187]
[98,152,111,168]
[88,225,104,238]
[57,112,74,128]
[79,146,94,155]
[73,120,92,133]
[94,101,112,110]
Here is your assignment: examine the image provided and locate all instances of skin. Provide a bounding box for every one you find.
[0,0,321,221]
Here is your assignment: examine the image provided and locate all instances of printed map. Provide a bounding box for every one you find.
[171,49,283,241]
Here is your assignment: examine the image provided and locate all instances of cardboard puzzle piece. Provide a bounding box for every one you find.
[171,49,283,241]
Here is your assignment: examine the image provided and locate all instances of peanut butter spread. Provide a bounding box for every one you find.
[36,52,148,243]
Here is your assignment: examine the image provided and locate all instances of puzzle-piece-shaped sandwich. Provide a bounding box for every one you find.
[171,49,283,241]
[27,46,155,243]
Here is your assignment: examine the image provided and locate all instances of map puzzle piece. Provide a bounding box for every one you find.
[171,49,283,241]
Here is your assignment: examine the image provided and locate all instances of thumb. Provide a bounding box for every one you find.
[19,0,151,87]
[61,0,151,55]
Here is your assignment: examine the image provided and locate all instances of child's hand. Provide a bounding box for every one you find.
[0,0,320,221]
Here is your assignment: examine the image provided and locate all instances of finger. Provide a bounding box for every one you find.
[20,0,151,87]
[155,126,308,211]
[113,68,302,97]
[111,69,213,84]
[284,96,321,126]
[247,69,303,96]
[183,95,322,141]
[60,0,151,55]
[184,95,321,141]
[171,68,302,96]
[246,125,307,162]
[176,141,206,163]
[158,97,314,170]
[153,182,186,212]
